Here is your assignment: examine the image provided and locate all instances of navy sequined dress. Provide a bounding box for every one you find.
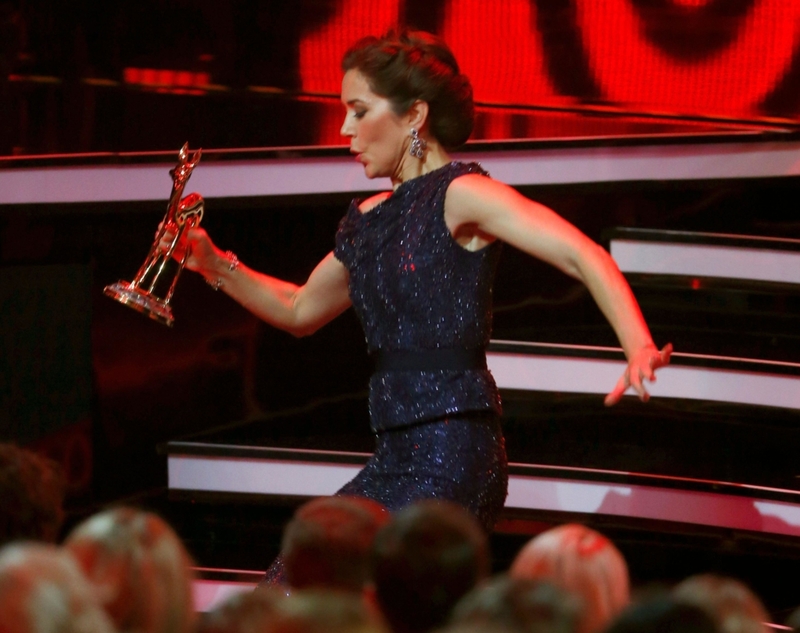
[332,161,508,529]
[261,162,508,585]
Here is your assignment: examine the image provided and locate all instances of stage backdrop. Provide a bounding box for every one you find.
[1,0,799,155]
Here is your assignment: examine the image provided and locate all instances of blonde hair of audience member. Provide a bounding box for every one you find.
[64,507,196,633]
[0,542,116,633]
[281,495,391,592]
[673,574,770,633]
[509,524,629,633]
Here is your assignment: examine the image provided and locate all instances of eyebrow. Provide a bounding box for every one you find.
[345,99,367,106]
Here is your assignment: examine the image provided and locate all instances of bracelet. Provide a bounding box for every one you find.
[205,250,239,291]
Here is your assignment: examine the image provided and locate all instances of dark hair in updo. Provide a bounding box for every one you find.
[342,29,475,150]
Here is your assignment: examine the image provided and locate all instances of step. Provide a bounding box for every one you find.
[609,228,800,286]
[487,341,800,411]
[167,441,800,540]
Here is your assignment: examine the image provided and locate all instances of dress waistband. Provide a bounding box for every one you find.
[372,348,487,372]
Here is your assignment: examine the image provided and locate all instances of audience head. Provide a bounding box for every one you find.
[0,443,66,546]
[282,495,391,593]
[197,588,282,633]
[672,574,770,633]
[370,499,490,633]
[201,588,387,633]
[0,542,116,633]
[263,590,388,633]
[341,29,475,150]
[604,595,719,633]
[449,575,581,633]
[64,507,196,633]
[509,524,629,633]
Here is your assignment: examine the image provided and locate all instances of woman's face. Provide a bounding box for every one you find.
[340,69,410,181]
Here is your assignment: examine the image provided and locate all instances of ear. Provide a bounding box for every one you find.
[405,100,430,133]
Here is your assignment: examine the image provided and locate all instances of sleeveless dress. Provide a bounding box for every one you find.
[332,161,508,529]
[261,162,507,584]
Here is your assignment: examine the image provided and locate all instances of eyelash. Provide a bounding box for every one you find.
[354,111,366,119]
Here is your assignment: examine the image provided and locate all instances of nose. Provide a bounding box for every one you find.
[340,114,353,138]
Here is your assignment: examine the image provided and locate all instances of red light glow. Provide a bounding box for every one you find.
[575,0,800,115]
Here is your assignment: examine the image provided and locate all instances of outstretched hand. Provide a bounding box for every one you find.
[604,343,673,406]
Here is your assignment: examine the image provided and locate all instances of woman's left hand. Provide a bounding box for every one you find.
[604,343,673,406]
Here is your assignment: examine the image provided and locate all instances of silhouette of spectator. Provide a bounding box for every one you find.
[509,524,629,633]
[64,507,196,633]
[673,574,770,633]
[0,442,66,546]
[369,499,490,633]
[282,495,391,593]
[604,595,718,633]
[448,575,581,633]
[0,541,116,633]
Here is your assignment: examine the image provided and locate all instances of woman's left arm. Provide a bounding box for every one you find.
[446,174,672,406]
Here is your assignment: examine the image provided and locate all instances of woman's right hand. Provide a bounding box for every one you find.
[158,223,220,276]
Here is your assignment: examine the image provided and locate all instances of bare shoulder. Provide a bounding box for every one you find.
[358,191,392,214]
[445,172,517,223]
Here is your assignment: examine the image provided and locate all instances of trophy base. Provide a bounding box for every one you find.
[104,281,175,327]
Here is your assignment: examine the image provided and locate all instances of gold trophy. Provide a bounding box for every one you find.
[104,143,203,327]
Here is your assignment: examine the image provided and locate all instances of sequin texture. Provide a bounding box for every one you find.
[333,161,508,528]
[335,161,504,431]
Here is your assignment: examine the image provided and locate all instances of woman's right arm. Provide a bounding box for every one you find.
[179,227,352,337]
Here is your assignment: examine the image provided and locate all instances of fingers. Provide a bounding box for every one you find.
[604,372,629,407]
[629,365,650,402]
[657,343,673,368]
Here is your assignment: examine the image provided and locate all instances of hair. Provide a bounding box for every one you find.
[281,495,391,592]
[341,29,475,150]
[262,590,388,633]
[0,542,116,633]
[672,574,770,633]
[604,596,719,633]
[64,507,197,633]
[509,524,630,633]
[449,575,581,633]
[371,499,490,633]
[197,588,283,633]
[0,443,66,546]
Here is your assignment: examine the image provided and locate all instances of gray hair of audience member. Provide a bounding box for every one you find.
[264,590,388,633]
[448,575,581,633]
[282,495,391,592]
[64,507,196,633]
[604,595,719,633]
[196,588,283,633]
[509,524,629,633]
[370,499,490,633]
[672,574,770,633]
[0,542,116,633]
[0,443,66,546]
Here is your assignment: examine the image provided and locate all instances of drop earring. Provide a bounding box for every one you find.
[409,128,427,159]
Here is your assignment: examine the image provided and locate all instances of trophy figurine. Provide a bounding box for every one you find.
[104,143,204,327]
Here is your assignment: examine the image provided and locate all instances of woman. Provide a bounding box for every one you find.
[170,30,670,539]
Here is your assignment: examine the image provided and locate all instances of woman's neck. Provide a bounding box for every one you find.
[391,143,452,189]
